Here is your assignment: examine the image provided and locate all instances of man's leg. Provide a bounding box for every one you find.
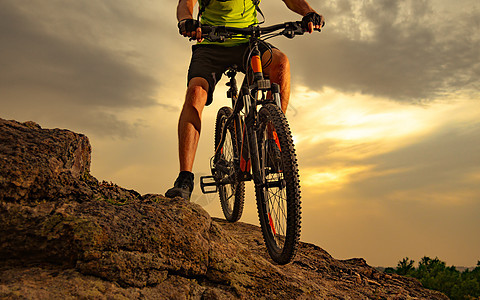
[165,77,208,200]
[178,77,209,172]
[262,48,291,114]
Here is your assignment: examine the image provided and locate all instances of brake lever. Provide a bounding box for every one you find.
[283,21,305,39]
[198,26,231,42]
[188,31,225,42]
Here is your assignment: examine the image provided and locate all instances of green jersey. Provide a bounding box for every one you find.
[200,0,259,46]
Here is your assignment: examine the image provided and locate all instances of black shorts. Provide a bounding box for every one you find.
[187,42,276,105]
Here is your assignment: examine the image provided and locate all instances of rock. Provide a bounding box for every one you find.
[0,118,140,204]
[0,118,448,299]
[0,119,91,202]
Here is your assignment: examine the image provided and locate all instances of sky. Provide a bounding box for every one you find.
[1,0,479,267]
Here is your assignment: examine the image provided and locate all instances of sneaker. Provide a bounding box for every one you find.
[165,171,194,200]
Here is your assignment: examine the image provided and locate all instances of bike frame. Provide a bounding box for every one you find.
[212,39,282,190]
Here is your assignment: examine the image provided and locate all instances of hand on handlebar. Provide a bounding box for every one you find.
[301,12,325,33]
[178,19,204,42]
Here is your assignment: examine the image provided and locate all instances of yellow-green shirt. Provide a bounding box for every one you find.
[200,0,259,46]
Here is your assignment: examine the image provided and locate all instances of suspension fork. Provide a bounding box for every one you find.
[246,119,262,186]
[240,86,264,186]
[236,41,270,186]
[248,42,269,185]
[250,43,264,81]
[223,42,268,185]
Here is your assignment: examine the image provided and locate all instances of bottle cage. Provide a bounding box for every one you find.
[197,0,265,24]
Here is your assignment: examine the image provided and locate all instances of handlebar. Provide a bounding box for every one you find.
[199,21,319,43]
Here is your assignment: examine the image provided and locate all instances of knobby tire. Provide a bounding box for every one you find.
[256,104,301,264]
[214,107,245,222]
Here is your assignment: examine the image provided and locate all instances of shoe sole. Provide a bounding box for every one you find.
[165,188,191,200]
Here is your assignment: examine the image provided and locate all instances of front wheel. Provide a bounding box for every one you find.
[214,107,245,222]
[256,104,301,264]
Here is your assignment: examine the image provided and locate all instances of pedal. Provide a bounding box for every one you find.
[200,176,218,194]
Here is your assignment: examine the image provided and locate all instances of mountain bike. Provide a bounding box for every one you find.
[199,21,320,264]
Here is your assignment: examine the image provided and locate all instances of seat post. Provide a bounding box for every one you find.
[226,65,238,107]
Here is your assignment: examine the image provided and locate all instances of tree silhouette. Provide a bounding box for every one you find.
[396,257,415,276]
[389,256,480,300]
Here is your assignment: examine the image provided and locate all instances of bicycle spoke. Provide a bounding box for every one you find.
[226,186,234,202]
[264,164,288,247]
[271,193,286,239]
[215,107,245,223]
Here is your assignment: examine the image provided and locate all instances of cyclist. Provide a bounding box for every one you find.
[166,0,324,200]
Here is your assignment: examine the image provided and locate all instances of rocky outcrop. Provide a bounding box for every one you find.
[0,118,447,299]
[0,119,139,204]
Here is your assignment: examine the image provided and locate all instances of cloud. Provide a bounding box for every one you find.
[289,86,480,205]
[0,1,169,137]
[354,123,480,204]
[271,0,480,102]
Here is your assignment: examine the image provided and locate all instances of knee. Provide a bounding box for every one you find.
[186,85,207,100]
[185,78,209,108]
[266,50,290,78]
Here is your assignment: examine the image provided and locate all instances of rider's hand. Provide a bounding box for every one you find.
[301,12,325,33]
[178,19,203,42]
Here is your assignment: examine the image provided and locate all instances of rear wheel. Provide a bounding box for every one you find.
[214,107,245,222]
[256,104,301,264]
